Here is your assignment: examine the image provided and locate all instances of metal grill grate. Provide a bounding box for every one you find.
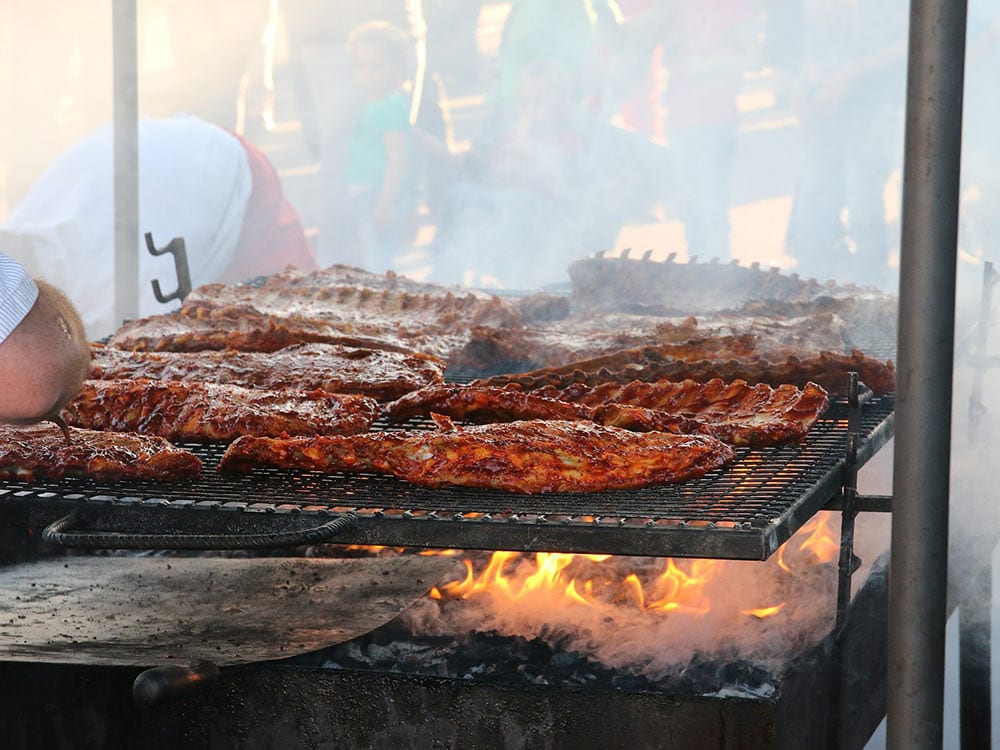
[0,394,894,560]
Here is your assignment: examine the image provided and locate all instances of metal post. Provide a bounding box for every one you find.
[888,1,967,748]
[112,0,139,326]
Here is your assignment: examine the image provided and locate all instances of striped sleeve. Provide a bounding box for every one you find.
[0,253,39,342]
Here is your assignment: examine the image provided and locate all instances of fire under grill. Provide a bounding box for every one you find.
[0,391,894,560]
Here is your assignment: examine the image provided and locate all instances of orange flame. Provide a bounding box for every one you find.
[432,512,840,620]
[775,511,838,574]
[438,552,720,616]
[797,512,839,562]
[742,603,786,619]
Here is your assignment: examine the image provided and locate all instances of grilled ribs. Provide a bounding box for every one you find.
[383,380,828,447]
[535,378,831,446]
[0,423,202,482]
[62,380,380,442]
[476,349,894,397]
[89,343,445,401]
[568,252,890,314]
[384,384,596,424]
[218,418,735,493]
[448,312,853,373]
[106,302,415,355]
[185,277,525,331]
[189,265,567,324]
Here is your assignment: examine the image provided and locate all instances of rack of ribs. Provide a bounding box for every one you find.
[382,380,829,448]
[61,380,380,442]
[218,417,736,494]
[89,342,446,402]
[476,349,894,397]
[106,302,418,355]
[0,423,202,482]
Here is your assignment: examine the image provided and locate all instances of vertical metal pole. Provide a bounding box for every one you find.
[113,0,139,326]
[888,1,967,748]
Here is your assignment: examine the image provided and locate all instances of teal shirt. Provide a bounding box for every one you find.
[345,92,410,188]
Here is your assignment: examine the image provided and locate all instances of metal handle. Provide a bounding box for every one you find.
[133,661,220,707]
[41,510,358,550]
[145,233,192,304]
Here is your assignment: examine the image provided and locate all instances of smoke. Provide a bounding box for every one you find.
[402,511,890,681]
[0,2,270,215]
[1,1,995,727]
[1,3,997,299]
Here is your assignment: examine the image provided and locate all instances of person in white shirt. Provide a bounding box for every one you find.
[1,114,317,340]
[0,253,89,425]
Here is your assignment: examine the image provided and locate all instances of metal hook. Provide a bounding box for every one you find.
[145,233,192,304]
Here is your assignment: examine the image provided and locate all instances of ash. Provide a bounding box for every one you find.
[288,618,777,697]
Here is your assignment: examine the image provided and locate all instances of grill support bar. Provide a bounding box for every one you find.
[831,378,866,750]
[836,374,866,635]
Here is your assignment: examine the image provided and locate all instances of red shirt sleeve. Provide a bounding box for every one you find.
[220,132,319,282]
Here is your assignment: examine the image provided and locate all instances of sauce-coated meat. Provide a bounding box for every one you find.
[62,379,380,441]
[89,343,445,402]
[0,423,202,482]
[218,419,736,494]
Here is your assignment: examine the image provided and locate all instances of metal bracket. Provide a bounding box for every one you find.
[41,508,358,550]
[831,370,867,749]
[145,233,192,304]
[836,372,866,635]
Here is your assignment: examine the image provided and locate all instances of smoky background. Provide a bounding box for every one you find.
[0,1,997,744]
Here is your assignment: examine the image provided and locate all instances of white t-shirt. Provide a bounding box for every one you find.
[0,253,39,342]
[1,115,253,340]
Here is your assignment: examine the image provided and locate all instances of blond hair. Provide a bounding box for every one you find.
[0,279,90,422]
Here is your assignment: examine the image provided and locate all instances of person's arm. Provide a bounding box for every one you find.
[0,279,90,424]
[373,130,408,230]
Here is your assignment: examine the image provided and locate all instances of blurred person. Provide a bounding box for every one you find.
[611,0,670,140]
[783,0,907,290]
[662,0,758,262]
[759,0,805,111]
[957,1,1000,295]
[281,1,428,266]
[344,21,419,273]
[0,253,89,426]
[491,0,608,114]
[431,58,588,288]
[0,114,317,340]
[431,1,670,290]
[422,0,487,96]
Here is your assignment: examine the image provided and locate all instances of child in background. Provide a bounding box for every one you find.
[344,21,416,273]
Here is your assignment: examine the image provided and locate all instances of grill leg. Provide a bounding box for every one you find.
[833,378,865,749]
[959,560,992,749]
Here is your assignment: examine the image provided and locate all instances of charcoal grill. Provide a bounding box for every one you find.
[0,388,893,562]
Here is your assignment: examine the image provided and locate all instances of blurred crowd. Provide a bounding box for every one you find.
[2,1,999,298]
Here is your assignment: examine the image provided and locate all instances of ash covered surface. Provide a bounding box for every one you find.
[287,618,777,697]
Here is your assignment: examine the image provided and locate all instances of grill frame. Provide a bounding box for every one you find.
[0,393,894,560]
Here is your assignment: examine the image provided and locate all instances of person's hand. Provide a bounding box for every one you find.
[0,280,90,427]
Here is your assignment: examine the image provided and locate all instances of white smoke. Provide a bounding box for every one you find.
[403,510,890,680]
